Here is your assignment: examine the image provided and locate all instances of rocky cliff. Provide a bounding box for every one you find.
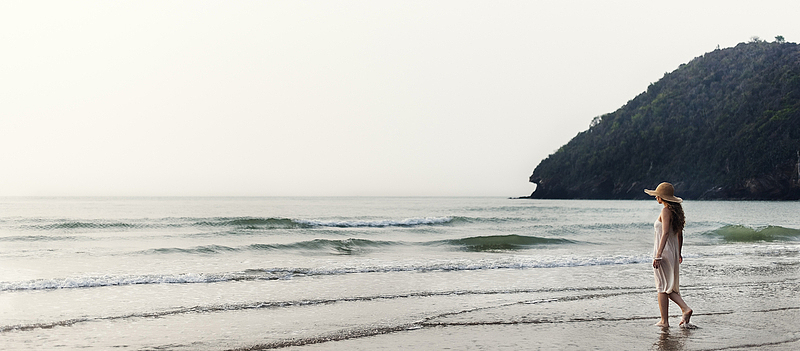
[527,40,800,200]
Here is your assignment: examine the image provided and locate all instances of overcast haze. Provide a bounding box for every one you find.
[2,1,799,197]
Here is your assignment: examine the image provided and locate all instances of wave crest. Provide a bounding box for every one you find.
[297,217,453,228]
[26,221,140,230]
[198,216,454,229]
[144,234,573,256]
[10,216,458,233]
[194,217,308,229]
[252,238,399,255]
[437,234,575,251]
[707,225,800,242]
[0,254,648,292]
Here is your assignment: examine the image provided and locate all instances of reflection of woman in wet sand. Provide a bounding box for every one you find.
[645,182,693,328]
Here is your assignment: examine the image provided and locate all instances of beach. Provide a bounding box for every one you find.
[1,197,798,350]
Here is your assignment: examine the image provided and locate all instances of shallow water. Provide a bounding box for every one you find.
[1,197,798,350]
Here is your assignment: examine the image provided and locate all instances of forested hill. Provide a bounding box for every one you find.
[527,40,800,200]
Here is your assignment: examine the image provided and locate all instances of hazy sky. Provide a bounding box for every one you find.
[2,1,799,196]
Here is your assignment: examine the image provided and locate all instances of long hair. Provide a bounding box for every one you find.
[664,200,685,234]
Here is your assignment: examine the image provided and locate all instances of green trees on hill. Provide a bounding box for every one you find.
[529,41,800,200]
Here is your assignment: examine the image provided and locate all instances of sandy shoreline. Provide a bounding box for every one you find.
[232,274,799,350]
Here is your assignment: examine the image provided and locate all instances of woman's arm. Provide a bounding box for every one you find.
[678,230,684,263]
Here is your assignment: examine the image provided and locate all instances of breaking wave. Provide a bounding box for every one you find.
[296,217,454,227]
[10,216,460,232]
[193,217,308,229]
[706,225,800,242]
[193,216,458,229]
[24,221,142,231]
[251,238,399,254]
[143,234,574,256]
[0,254,650,292]
[0,235,80,242]
[435,234,575,251]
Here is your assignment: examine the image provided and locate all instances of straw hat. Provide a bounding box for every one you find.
[644,182,683,203]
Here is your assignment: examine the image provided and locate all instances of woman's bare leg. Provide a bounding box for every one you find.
[656,293,670,327]
[668,292,693,325]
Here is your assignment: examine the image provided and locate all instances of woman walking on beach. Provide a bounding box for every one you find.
[645,182,693,328]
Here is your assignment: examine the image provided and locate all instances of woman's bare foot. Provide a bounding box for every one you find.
[679,309,693,327]
[655,321,669,328]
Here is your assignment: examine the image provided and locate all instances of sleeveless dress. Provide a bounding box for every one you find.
[653,219,680,294]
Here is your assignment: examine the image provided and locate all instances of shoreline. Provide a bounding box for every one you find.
[227,276,800,350]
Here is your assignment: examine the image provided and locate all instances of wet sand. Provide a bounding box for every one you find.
[239,270,799,350]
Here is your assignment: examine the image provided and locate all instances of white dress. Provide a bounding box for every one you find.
[653,219,681,294]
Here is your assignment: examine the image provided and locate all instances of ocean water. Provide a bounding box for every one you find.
[0,197,798,350]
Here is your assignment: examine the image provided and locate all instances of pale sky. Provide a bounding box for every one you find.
[2,1,799,197]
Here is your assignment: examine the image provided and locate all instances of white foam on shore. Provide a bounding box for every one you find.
[296,217,453,227]
[0,273,226,291]
[4,243,795,292]
[0,253,653,292]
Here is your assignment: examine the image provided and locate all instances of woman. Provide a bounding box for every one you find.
[645,182,693,328]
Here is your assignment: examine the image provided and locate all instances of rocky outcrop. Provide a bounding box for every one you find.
[529,173,800,200]
[526,41,800,200]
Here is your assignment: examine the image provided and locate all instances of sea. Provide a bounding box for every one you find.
[1,197,798,350]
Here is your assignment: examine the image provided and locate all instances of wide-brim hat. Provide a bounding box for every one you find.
[644,182,683,203]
